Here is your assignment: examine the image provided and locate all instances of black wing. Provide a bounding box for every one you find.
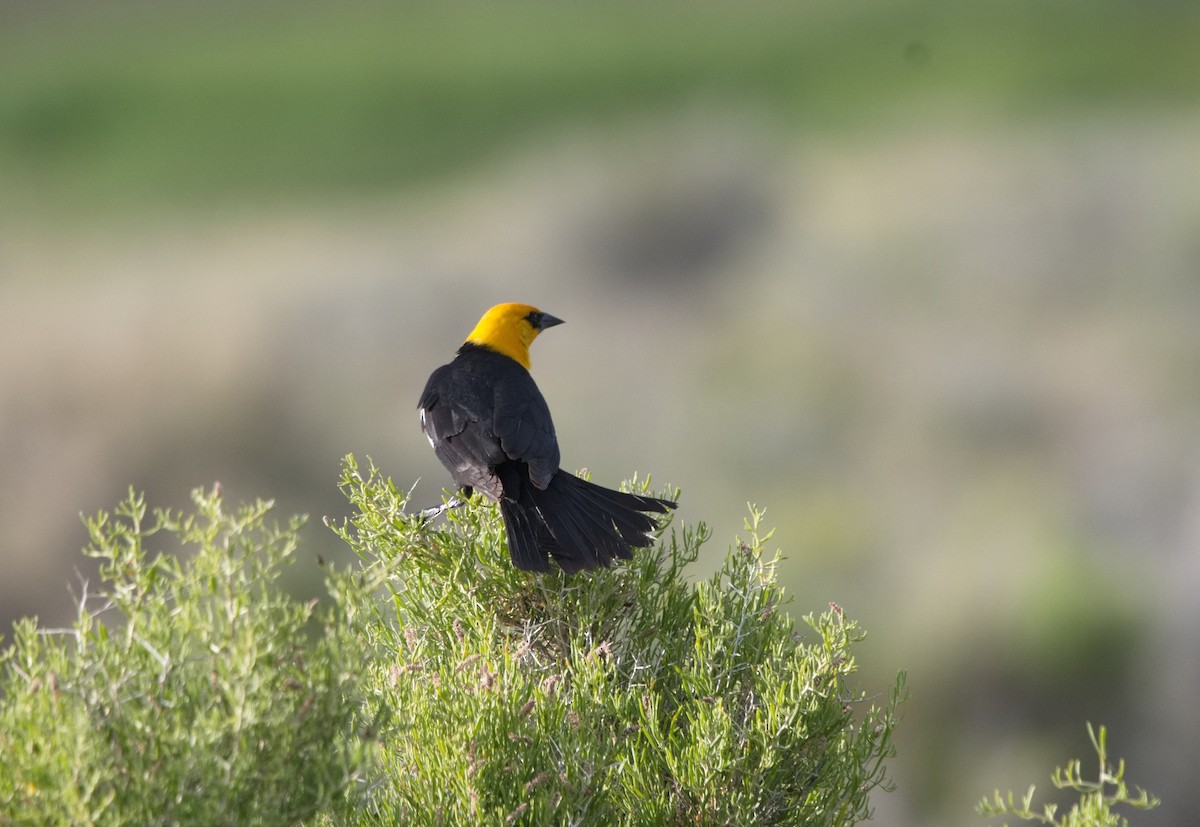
[418,347,561,498]
[491,358,560,490]
[418,361,507,499]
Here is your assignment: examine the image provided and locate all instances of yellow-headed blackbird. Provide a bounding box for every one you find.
[418,302,675,573]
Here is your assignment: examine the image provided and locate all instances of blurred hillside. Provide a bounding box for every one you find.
[2,1,1199,825]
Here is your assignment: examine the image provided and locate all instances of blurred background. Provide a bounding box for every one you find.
[2,0,1198,823]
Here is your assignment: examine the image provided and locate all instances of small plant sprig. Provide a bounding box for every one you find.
[977,723,1159,827]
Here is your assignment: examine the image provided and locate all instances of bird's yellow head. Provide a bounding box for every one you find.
[464,302,564,369]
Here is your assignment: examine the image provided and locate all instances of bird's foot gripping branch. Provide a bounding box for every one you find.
[330,454,905,826]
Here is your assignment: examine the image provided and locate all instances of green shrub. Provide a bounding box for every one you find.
[978,723,1159,827]
[1,456,903,825]
[0,486,368,826]
[324,456,903,826]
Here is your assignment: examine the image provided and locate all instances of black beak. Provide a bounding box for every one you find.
[532,311,564,330]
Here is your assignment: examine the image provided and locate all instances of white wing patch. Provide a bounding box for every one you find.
[419,407,436,448]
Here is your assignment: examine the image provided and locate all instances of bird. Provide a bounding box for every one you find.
[418,302,675,573]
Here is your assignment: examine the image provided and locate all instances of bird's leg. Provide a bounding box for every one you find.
[416,496,467,524]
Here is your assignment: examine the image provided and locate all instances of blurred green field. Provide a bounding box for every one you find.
[2,2,1199,827]
[3,0,1197,217]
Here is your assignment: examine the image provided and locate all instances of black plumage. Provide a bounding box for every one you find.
[418,308,674,573]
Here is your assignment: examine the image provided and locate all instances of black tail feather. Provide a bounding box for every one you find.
[499,469,675,573]
[499,498,551,572]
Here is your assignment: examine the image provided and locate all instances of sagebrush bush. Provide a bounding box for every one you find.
[323,456,903,826]
[0,487,369,826]
[1,457,903,826]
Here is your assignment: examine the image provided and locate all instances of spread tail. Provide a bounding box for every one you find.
[499,469,675,573]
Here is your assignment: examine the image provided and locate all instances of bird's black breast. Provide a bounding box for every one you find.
[418,344,560,499]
